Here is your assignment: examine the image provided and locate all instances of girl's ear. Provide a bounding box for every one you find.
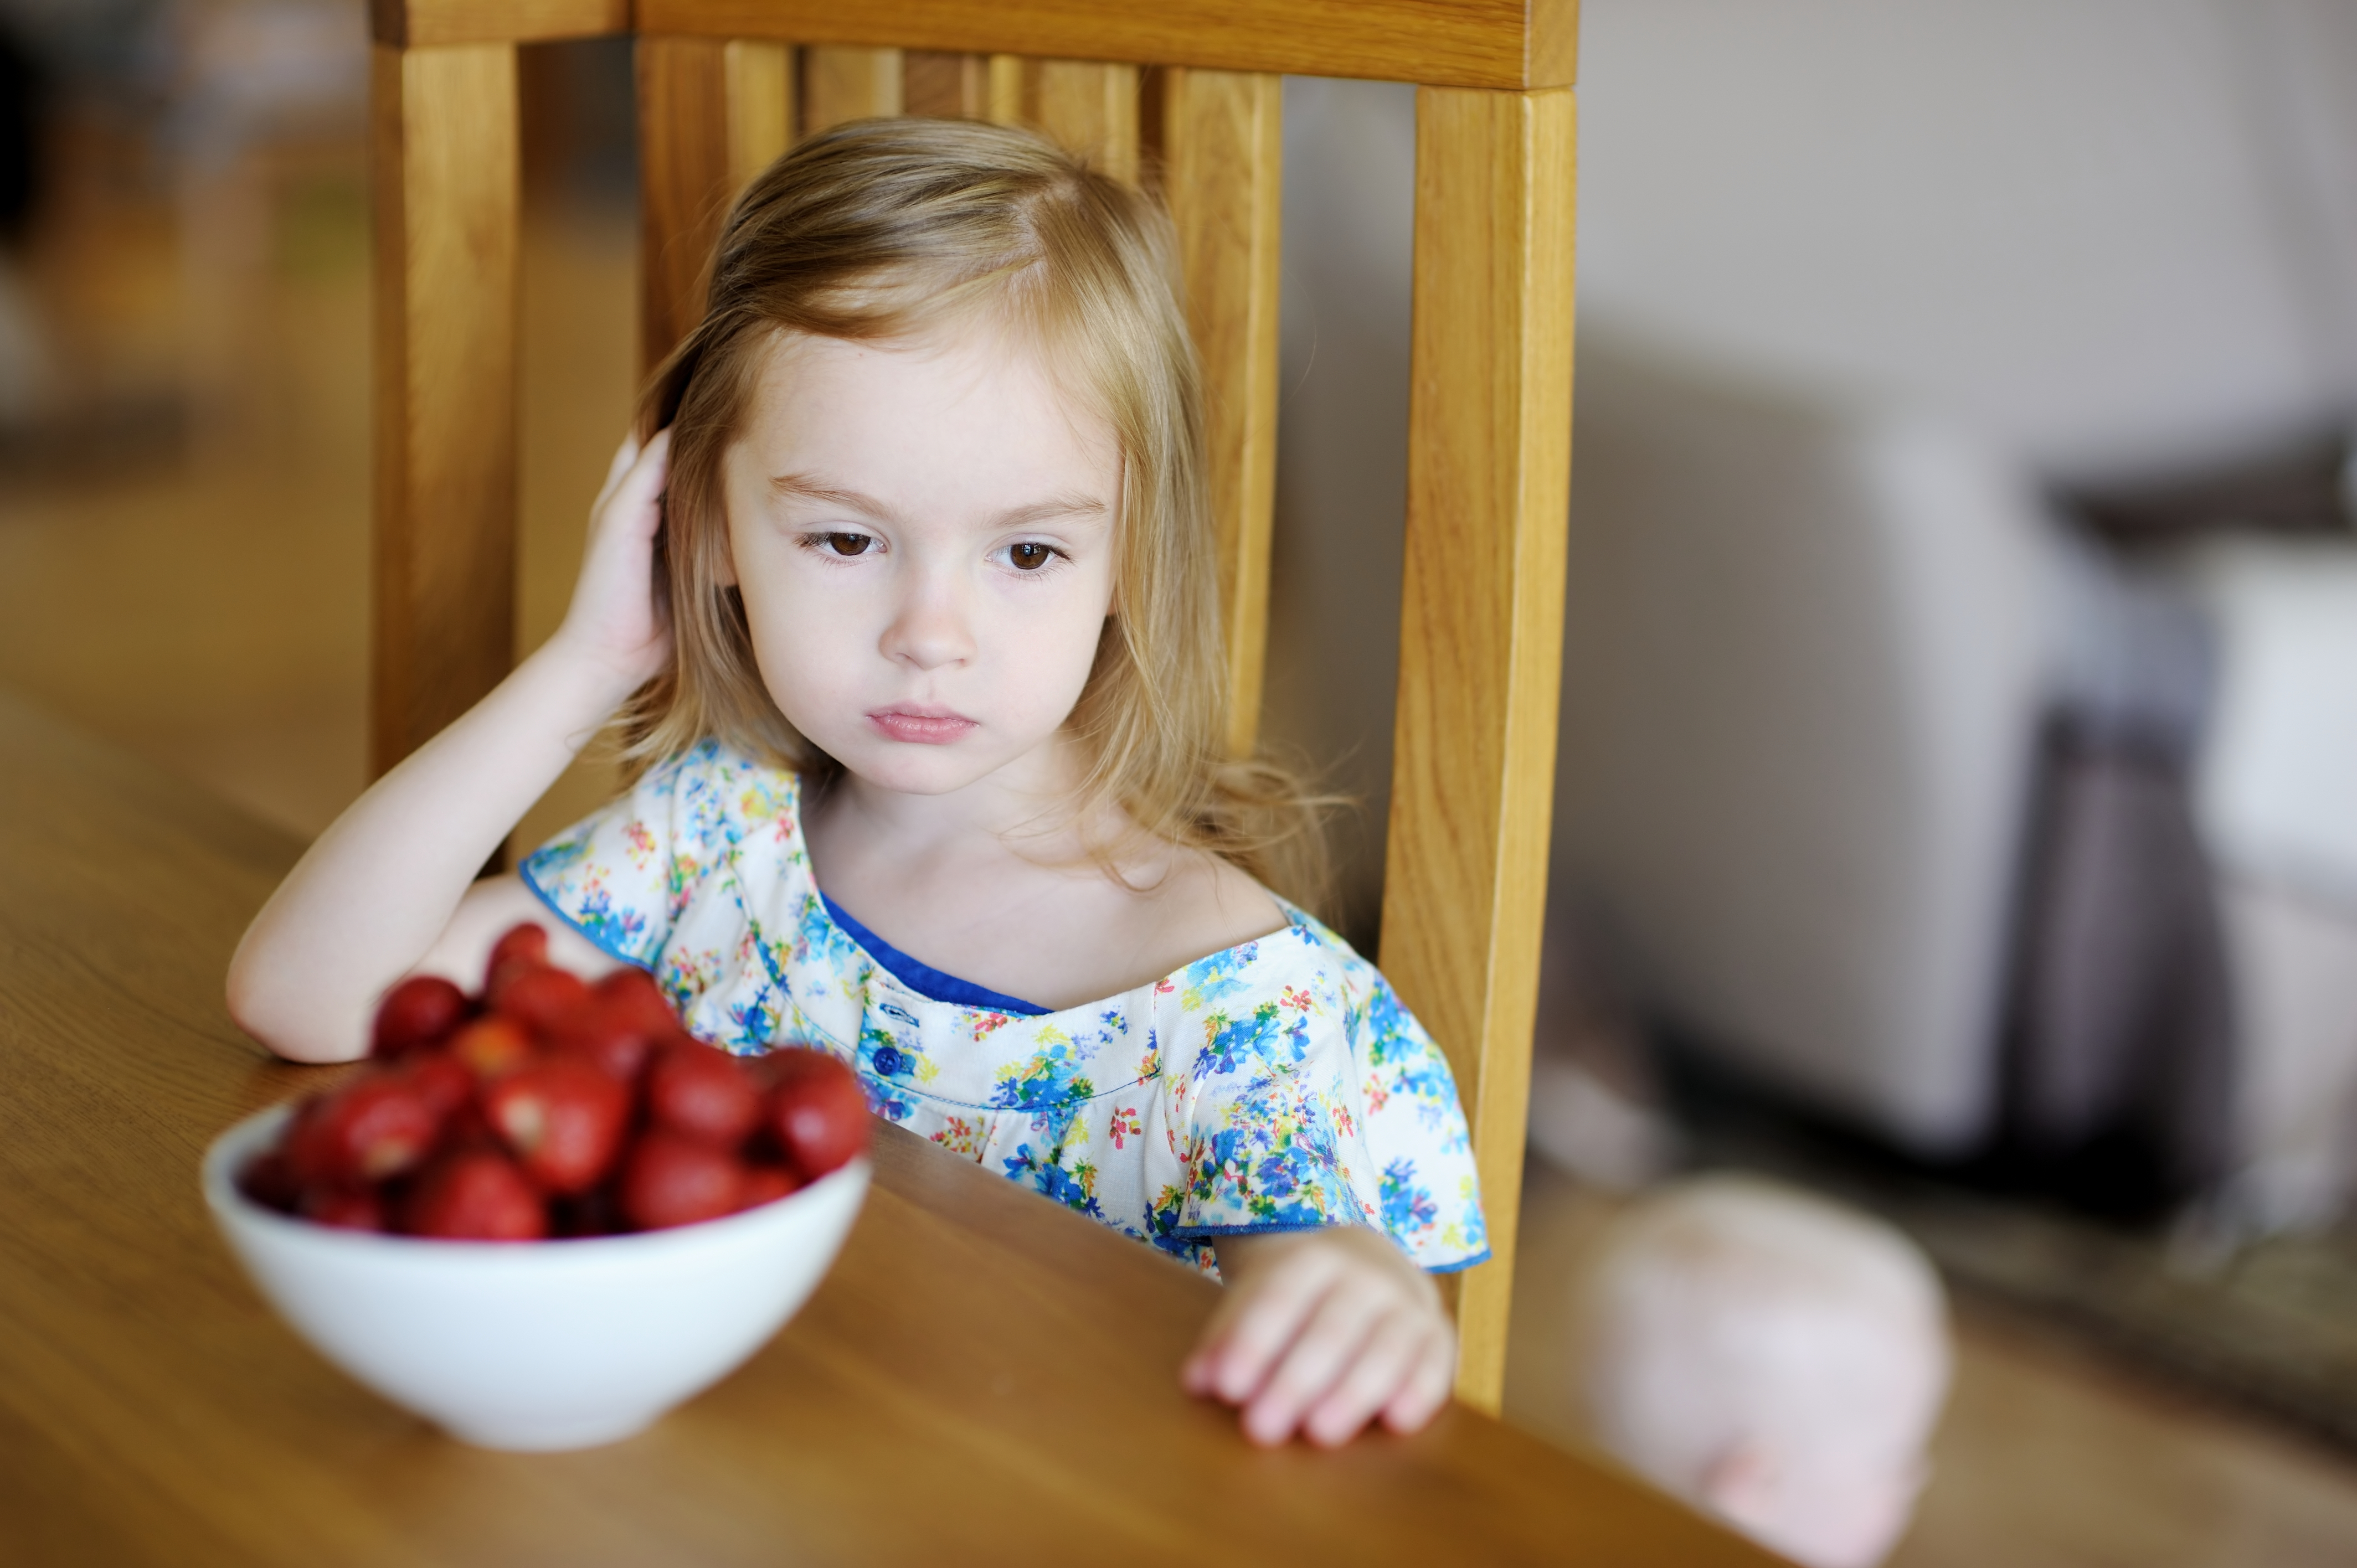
[714,525,739,589]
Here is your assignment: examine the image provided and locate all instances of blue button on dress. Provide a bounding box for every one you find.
[520,740,1490,1277]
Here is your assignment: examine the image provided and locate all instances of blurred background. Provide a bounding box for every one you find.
[2,1,2353,1562]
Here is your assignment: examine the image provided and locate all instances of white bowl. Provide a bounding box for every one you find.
[203,1103,869,1451]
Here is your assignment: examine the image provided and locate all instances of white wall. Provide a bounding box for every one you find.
[1576,0,2357,482]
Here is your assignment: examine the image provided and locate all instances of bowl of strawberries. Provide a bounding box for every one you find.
[203,925,873,1452]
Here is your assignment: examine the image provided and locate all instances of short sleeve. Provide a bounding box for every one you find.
[1158,942,1388,1244]
[518,740,734,969]
[1154,920,1490,1273]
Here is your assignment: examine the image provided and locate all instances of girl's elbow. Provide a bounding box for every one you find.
[224,952,363,1065]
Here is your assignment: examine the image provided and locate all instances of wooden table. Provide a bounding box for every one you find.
[0,690,1769,1565]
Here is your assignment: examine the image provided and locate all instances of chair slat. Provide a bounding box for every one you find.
[1162,70,1282,757]
[369,43,522,775]
[989,59,1140,184]
[638,38,796,375]
[725,42,796,190]
[804,45,905,132]
[903,50,990,118]
[1378,84,1578,1414]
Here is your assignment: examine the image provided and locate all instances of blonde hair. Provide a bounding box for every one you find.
[621,117,1329,906]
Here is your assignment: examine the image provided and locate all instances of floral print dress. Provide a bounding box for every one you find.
[521,740,1489,1277]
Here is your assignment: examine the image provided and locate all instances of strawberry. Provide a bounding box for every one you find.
[735,1163,801,1212]
[548,1002,657,1085]
[402,1149,548,1240]
[764,1048,871,1178]
[399,1049,475,1119]
[285,1072,440,1187]
[300,1185,388,1232]
[483,1057,630,1194]
[594,967,677,1037]
[646,1039,761,1147]
[483,922,549,1003]
[370,974,469,1059]
[619,1132,745,1230]
[496,965,594,1038]
[447,1015,534,1080]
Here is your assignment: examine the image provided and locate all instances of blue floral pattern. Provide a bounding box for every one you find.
[522,741,1489,1276]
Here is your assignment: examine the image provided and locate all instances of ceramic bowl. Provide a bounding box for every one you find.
[203,1103,868,1451]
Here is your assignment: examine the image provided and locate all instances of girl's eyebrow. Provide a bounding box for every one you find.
[769,472,1108,530]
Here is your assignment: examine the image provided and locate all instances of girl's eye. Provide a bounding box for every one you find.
[1007,542,1055,572]
[824,533,873,557]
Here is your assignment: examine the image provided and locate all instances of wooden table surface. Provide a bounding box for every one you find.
[0,689,1770,1566]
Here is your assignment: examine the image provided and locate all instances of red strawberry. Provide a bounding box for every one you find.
[496,965,594,1038]
[402,1149,548,1240]
[646,1039,761,1147]
[300,1185,388,1232]
[399,1049,475,1119]
[549,1002,657,1085]
[735,1163,801,1212]
[594,967,677,1037]
[447,1015,534,1080]
[370,974,469,1059]
[764,1048,871,1178]
[619,1132,745,1230]
[484,923,549,1002]
[483,1057,631,1194]
[285,1073,440,1187]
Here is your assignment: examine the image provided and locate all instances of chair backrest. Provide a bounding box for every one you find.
[368,0,1578,1415]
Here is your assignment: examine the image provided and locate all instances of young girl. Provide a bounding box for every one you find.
[229,118,1486,1448]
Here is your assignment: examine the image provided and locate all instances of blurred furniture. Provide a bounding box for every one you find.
[0,689,1772,1566]
[1553,340,2051,1157]
[367,0,1579,1410]
[1554,339,2357,1231]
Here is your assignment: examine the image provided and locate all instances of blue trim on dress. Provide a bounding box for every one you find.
[517,858,650,971]
[819,893,1051,1017]
[1173,1219,1486,1275]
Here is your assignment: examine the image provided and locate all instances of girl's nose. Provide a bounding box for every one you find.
[878,572,975,671]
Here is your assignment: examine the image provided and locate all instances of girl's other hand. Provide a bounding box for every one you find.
[1184,1226,1457,1447]
[553,429,675,693]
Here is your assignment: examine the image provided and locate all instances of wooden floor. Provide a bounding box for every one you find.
[4,127,2355,1568]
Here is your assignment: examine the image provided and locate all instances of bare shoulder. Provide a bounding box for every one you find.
[1124,843,1288,981]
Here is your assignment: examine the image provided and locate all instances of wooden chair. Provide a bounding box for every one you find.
[368,0,1577,1414]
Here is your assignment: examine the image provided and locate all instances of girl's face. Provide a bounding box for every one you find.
[719,325,1122,800]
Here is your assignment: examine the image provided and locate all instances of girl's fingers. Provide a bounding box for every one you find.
[591,431,641,512]
[1301,1312,1428,1448]
[1240,1280,1388,1446]
[1378,1327,1458,1436]
[1188,1240,1344,1405]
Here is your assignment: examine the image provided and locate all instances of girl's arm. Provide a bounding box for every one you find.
[1185,1226,1457,1446]
[226,434,673,1063]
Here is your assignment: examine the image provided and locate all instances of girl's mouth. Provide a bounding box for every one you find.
[867,707,979,745]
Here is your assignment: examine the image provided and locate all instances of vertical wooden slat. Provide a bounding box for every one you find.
[724,40,795,189]
[1377,85,1578,1414]
[986,53,1024,126]
[1162,69,1282,757]
[636,36,729,374]
[370,43,521,776]
[639,37,793,375]
[986,56,1140,183]
[903,49,988,118]
[803,45,903,133]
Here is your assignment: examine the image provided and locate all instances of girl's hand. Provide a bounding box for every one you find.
[1184,1225,1457,1447]
[552,430,675,693]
